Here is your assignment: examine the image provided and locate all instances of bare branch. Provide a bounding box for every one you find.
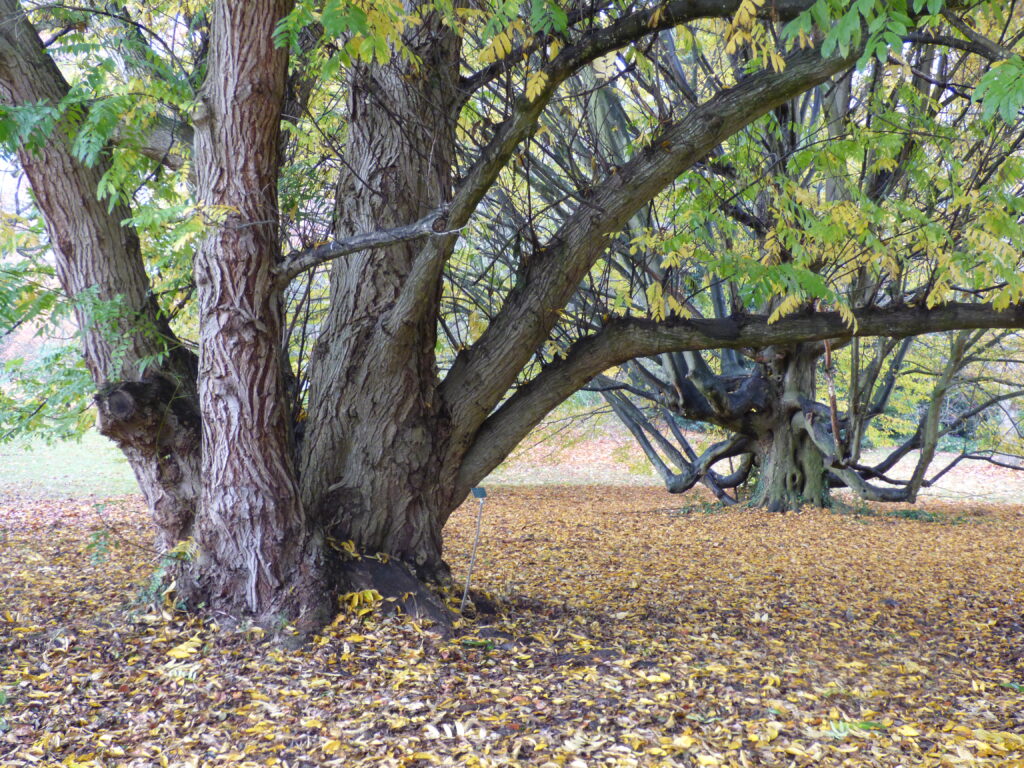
[274,208,454,289]
[940,9,1014,61]
[904,31,1012,61]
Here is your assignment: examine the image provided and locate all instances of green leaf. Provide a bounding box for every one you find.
[974,57,1024,123]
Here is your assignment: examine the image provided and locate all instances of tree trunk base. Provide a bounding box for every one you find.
[336,558,454,634]
[749,422,829,513]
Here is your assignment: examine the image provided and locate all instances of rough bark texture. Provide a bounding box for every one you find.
[750,422,830,512]
[747,346,830,512]
[8,0,1024,632]
[188,0,330,627]
[95,378,201,549]
[0,0,200,547]
[300,11,462,583]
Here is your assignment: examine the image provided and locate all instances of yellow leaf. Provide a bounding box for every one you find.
[592,51,617,80]
[525,70,549,102]
[167,538,197,561]
[479,30,512,65]
[974,729,1024,749]
[768,293,803,324]
[166,635,201,660]
[405,753,439,764]
[643,671,671,683]
[322,739,342,754]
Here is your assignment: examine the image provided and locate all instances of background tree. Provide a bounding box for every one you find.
[459,6,1024,509]
[3,0,1024,628]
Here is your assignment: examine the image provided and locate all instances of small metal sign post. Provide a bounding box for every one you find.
[460,487,487,614]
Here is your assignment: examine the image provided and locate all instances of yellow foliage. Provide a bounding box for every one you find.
[767,293,803,323]
[166,634,202,660]
[525,70,549,102]
[479,28,514,65]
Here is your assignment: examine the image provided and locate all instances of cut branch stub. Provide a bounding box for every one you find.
[104,389,137,421]
[94,378,201,549]
[95,378,200,438]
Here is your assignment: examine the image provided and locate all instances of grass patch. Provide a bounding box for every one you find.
[0,430,137,498]
[832,501,952,524]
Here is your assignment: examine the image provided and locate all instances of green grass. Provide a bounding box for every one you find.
[0,430,138,498]
[832,502,952,524]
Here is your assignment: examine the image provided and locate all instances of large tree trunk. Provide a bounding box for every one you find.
[0,0,201,549]
[184,0,331,628]
[300,13,462,586]
[749,417,829,512]
[748,345,830,512]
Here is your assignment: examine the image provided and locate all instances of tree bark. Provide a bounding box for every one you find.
[94,378,201,550]
[186,0,331,628]
[9,0,1024,633]
[300,9,462,585]
[746,346,830,511]
[749,423,830,512]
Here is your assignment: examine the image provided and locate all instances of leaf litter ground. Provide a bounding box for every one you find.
[1,487,1023,767]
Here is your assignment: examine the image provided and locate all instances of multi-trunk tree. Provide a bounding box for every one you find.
[3,0,1024,628]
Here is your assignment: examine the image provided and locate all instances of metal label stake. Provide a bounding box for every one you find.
[460,487,486,614]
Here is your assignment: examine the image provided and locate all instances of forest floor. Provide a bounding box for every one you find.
[2,470,1024,766]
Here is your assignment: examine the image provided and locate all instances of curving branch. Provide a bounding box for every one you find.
[454,301,1024,494]
[392,0,822,335]
[793,408,912,501]
[939,9,1014,61]
[459,0,816,97]
[904,31,1012,61]
[602,383,751,502]
[442,43,861,458]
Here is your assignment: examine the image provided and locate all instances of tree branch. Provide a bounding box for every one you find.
[442,44,859,457]
[460,0,815,97]
[940,9,1014,61]
[904,31,1012,61]
[274,208,453,289]
[400,1,824,336]
[454,301,1024,493]
[111,114,193,171]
